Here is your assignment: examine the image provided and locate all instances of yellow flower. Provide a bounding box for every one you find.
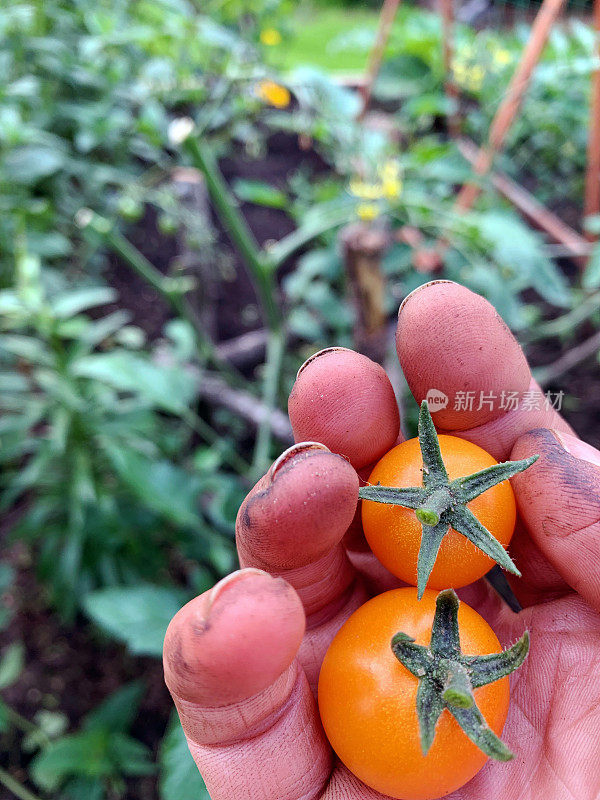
[256,80,290,108]
[356,203,379,222]
[350,179,384,200]
[452,59,484,92]
[260,28,282,46]
[379,160,402,200]
[493,48,513,67]
[468,65,485,91]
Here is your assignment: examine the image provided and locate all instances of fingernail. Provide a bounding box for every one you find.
[552,430,600,468]
[270,441,330,480]
[204,568,268,620]
[296,347,352,379]
[398,280,458,315]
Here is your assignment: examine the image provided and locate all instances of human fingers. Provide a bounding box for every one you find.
[396,281,573,460]
[286,348,404,597]
[510,428,600,612]
[163,569,333,800]
[236,443,369,687]
[288,347,401,470]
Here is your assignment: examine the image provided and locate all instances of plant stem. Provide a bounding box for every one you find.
[184,137,281,331]
[185,135,287,477]
[269,205,355,267]
[251,328,286,479]
[0,768,44,800]
[182,410,251,477]
[524,289,600,341]
[4,705,43,739]
[533,328,600,386]
[105,228,173,298]
[102,225,251,392]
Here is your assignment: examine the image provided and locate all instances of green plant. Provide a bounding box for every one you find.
[0,0,291,284]
[29,682,153,800]
[458,22,596,207]
[0,249,238,619]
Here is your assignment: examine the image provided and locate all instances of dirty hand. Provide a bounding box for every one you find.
[163,282,600,800]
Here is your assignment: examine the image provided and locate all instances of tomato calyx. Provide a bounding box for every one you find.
[391,589,529,761]
[359,400,539,597]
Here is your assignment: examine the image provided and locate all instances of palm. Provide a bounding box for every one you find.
[453,585,600,800]
[164,283,600,800]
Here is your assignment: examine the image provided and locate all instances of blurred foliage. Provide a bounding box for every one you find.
[0,0,289,283]
[453,22,596,206]
[0,1,597,798]
[29,682,153,799]
[0,249,238,621]
[355,7,596,207]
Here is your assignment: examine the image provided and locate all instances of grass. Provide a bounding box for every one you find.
[280,4,379,73]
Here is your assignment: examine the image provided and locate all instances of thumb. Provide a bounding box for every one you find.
[163,569,332,800]
[510,428,600,612]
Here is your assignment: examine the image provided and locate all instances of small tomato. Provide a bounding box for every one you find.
[318,588,528,800]
[360,401,537,595]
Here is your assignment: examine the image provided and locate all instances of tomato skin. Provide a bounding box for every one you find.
[362,435,517,590]
[318,588,509,800]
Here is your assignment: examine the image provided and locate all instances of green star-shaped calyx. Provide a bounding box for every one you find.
[359,400,538,598]
[392,589,529,760]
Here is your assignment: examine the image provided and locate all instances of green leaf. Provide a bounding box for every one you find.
[160,713,210,800]
[51,288,117,319]
[102,443,203,529]
[0,335,53,366]
[474,211,570,308]
[0,372,30,392]
[83,682,145,733]
[0,563,15,592]
[374,55,432,100]
[72,352,197,414]
[0,642,24,689]
[583,244,600,290]
[109,732,155,776]
[233,179,287,209]
[61,777,105,800]
[584,215,600,236]
[5,146,66,184]
[83,585,189,657]
[0,699,9,733]
[30,729,113,791]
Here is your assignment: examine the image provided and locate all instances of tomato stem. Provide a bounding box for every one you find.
[359,400,538,597]
[391,589,529,761]
[415,486,452,526]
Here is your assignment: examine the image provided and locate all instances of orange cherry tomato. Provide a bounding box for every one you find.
[362,436,516,590]
[318,588,509,800]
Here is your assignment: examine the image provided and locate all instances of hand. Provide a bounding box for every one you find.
[163,281,600,800]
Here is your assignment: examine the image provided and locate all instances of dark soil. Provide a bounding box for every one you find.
[526,326,600,449]
[105,132,326,344]
[0,541,169,800]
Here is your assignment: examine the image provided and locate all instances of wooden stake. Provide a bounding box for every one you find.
[458,138,591,265]
[359,0,402,120]
[340,223,389,362]
[584,0,600,244]
[453,0,568,213]
[440,0,461,137]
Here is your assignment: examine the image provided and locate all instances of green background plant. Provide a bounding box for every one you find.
[1,0,598,798]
